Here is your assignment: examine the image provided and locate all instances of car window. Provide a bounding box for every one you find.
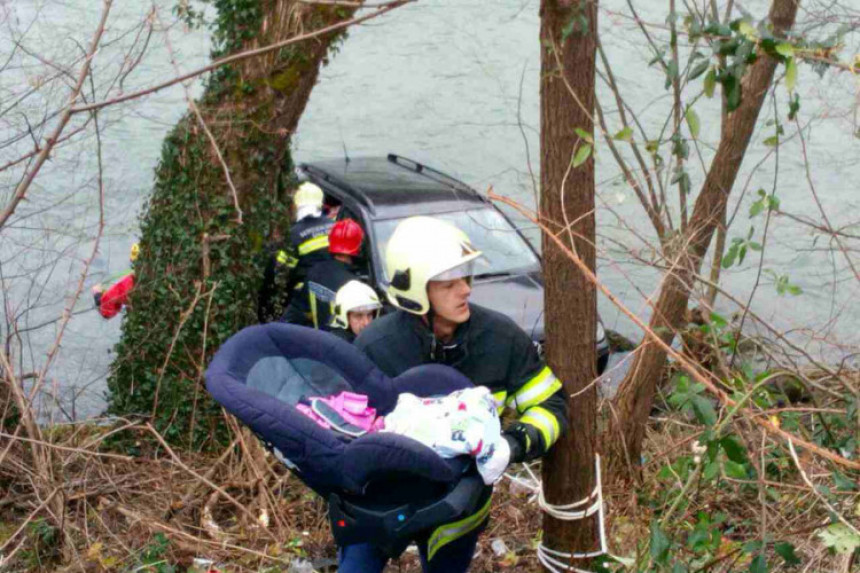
[372,208,540,281]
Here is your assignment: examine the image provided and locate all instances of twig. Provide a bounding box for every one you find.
[143,423,278,542]
[787,439,860,537]
[154,6,243,224]
[0,0,113,230]
[70,1,412,115]
[151,282,204,417]
[489,190,860,471]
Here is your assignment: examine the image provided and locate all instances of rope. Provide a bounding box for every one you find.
[504,454,609,573]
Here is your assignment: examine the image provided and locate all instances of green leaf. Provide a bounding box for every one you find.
[703,460,720,480]
[775,542,801,565]
[785,57,797,92]
[721,436,748,464]
[775,42,794,58]
[650,521,671,563]
[748,241,762,251]
[561,18,576,42]
[686,107,701,139]
[748,553,768,573]
[574,127,594,144]
[763,135,779,147]
[749,200,765,217]
[788,93,801,120]
[691,395,717,426]
[738,20,758,41]
[787,285,803,295]
[672,563,689,573]
[704,69,716,98]
[833,471,858,491]
[818,523,860,554]
[665,60,679,89]
[572,143,592,168]
[613,126,634,142]
[722,244,738,268]
[724,460,748,479]
[688,59,710,81]
[726,76,742,111]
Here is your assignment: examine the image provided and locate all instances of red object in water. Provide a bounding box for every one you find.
[97,273,134,319]
[337,519,346,527]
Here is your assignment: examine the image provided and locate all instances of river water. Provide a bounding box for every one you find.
[2,0,858,420]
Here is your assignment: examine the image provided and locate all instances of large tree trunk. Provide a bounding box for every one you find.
[539,0,599,568]
[608,0,800,475]
[107,1,363,445]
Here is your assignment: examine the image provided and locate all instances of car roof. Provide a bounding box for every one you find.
[298,155,487,218]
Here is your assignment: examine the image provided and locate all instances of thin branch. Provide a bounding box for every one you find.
[489,189,860,471]
[0,0,113,230]
[69,1,413,115]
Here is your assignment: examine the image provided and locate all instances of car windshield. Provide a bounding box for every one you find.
[372,208,539,281]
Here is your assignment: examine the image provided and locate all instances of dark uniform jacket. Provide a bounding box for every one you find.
[258,215,333,322]
[355,304,568,462]
[283,259,358,330]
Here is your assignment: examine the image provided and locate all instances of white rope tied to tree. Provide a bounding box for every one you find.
[504,454,609,573]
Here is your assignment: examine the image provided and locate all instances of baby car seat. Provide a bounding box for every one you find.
[205,323,492,558]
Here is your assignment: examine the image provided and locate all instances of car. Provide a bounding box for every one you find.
[297,154,611,373]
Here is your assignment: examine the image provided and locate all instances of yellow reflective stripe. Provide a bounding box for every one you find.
[520,406,561,449]
[276,250,289,264]
[309,292,319,329]
[492,390,507,414]
[511,366,562,413]
[297,235,329,256]
[427,494,492,561]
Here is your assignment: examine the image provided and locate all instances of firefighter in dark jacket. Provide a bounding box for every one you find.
[343,216,568,573]
[282,218,364,329]
[329,280,382,343]
[257,182,333,322]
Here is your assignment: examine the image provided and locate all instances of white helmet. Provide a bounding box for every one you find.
[385,217,483,315]
[293,182,324,209]
[332,281,382,329]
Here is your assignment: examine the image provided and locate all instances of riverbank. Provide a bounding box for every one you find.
[2,384,853,573]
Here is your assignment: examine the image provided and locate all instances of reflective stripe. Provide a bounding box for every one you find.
[520,406,561,449]
[298,235,329,256]
[511,366,562,413]
[276,249,298,268]
[427,494,492,561]
[309,292,319,329]
[492,390,507,414]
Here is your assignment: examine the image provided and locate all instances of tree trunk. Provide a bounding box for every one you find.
[539,0,599,569]
[107,1,363,445]
[608,0,800,476]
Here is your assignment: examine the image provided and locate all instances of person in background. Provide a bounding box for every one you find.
[92,243,139,320]
[330,280,382,343]
[344,216,568,573]
[282,218,364,329]
[258,182,333,322]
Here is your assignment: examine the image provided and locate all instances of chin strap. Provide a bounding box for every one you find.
[504,455,611,573]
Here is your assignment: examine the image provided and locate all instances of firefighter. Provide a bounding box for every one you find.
[258,182,334,322]
[92,243,139,319]
[343,216,568,573]
[282,218,364,329]
[330,280,382,342]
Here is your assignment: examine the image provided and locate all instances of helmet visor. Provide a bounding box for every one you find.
[429,257,486,282]
[348,303,382,314]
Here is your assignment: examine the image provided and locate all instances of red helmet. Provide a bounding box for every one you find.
[329,219,364,256]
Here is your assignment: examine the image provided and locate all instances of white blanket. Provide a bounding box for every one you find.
[382,386,510,485]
